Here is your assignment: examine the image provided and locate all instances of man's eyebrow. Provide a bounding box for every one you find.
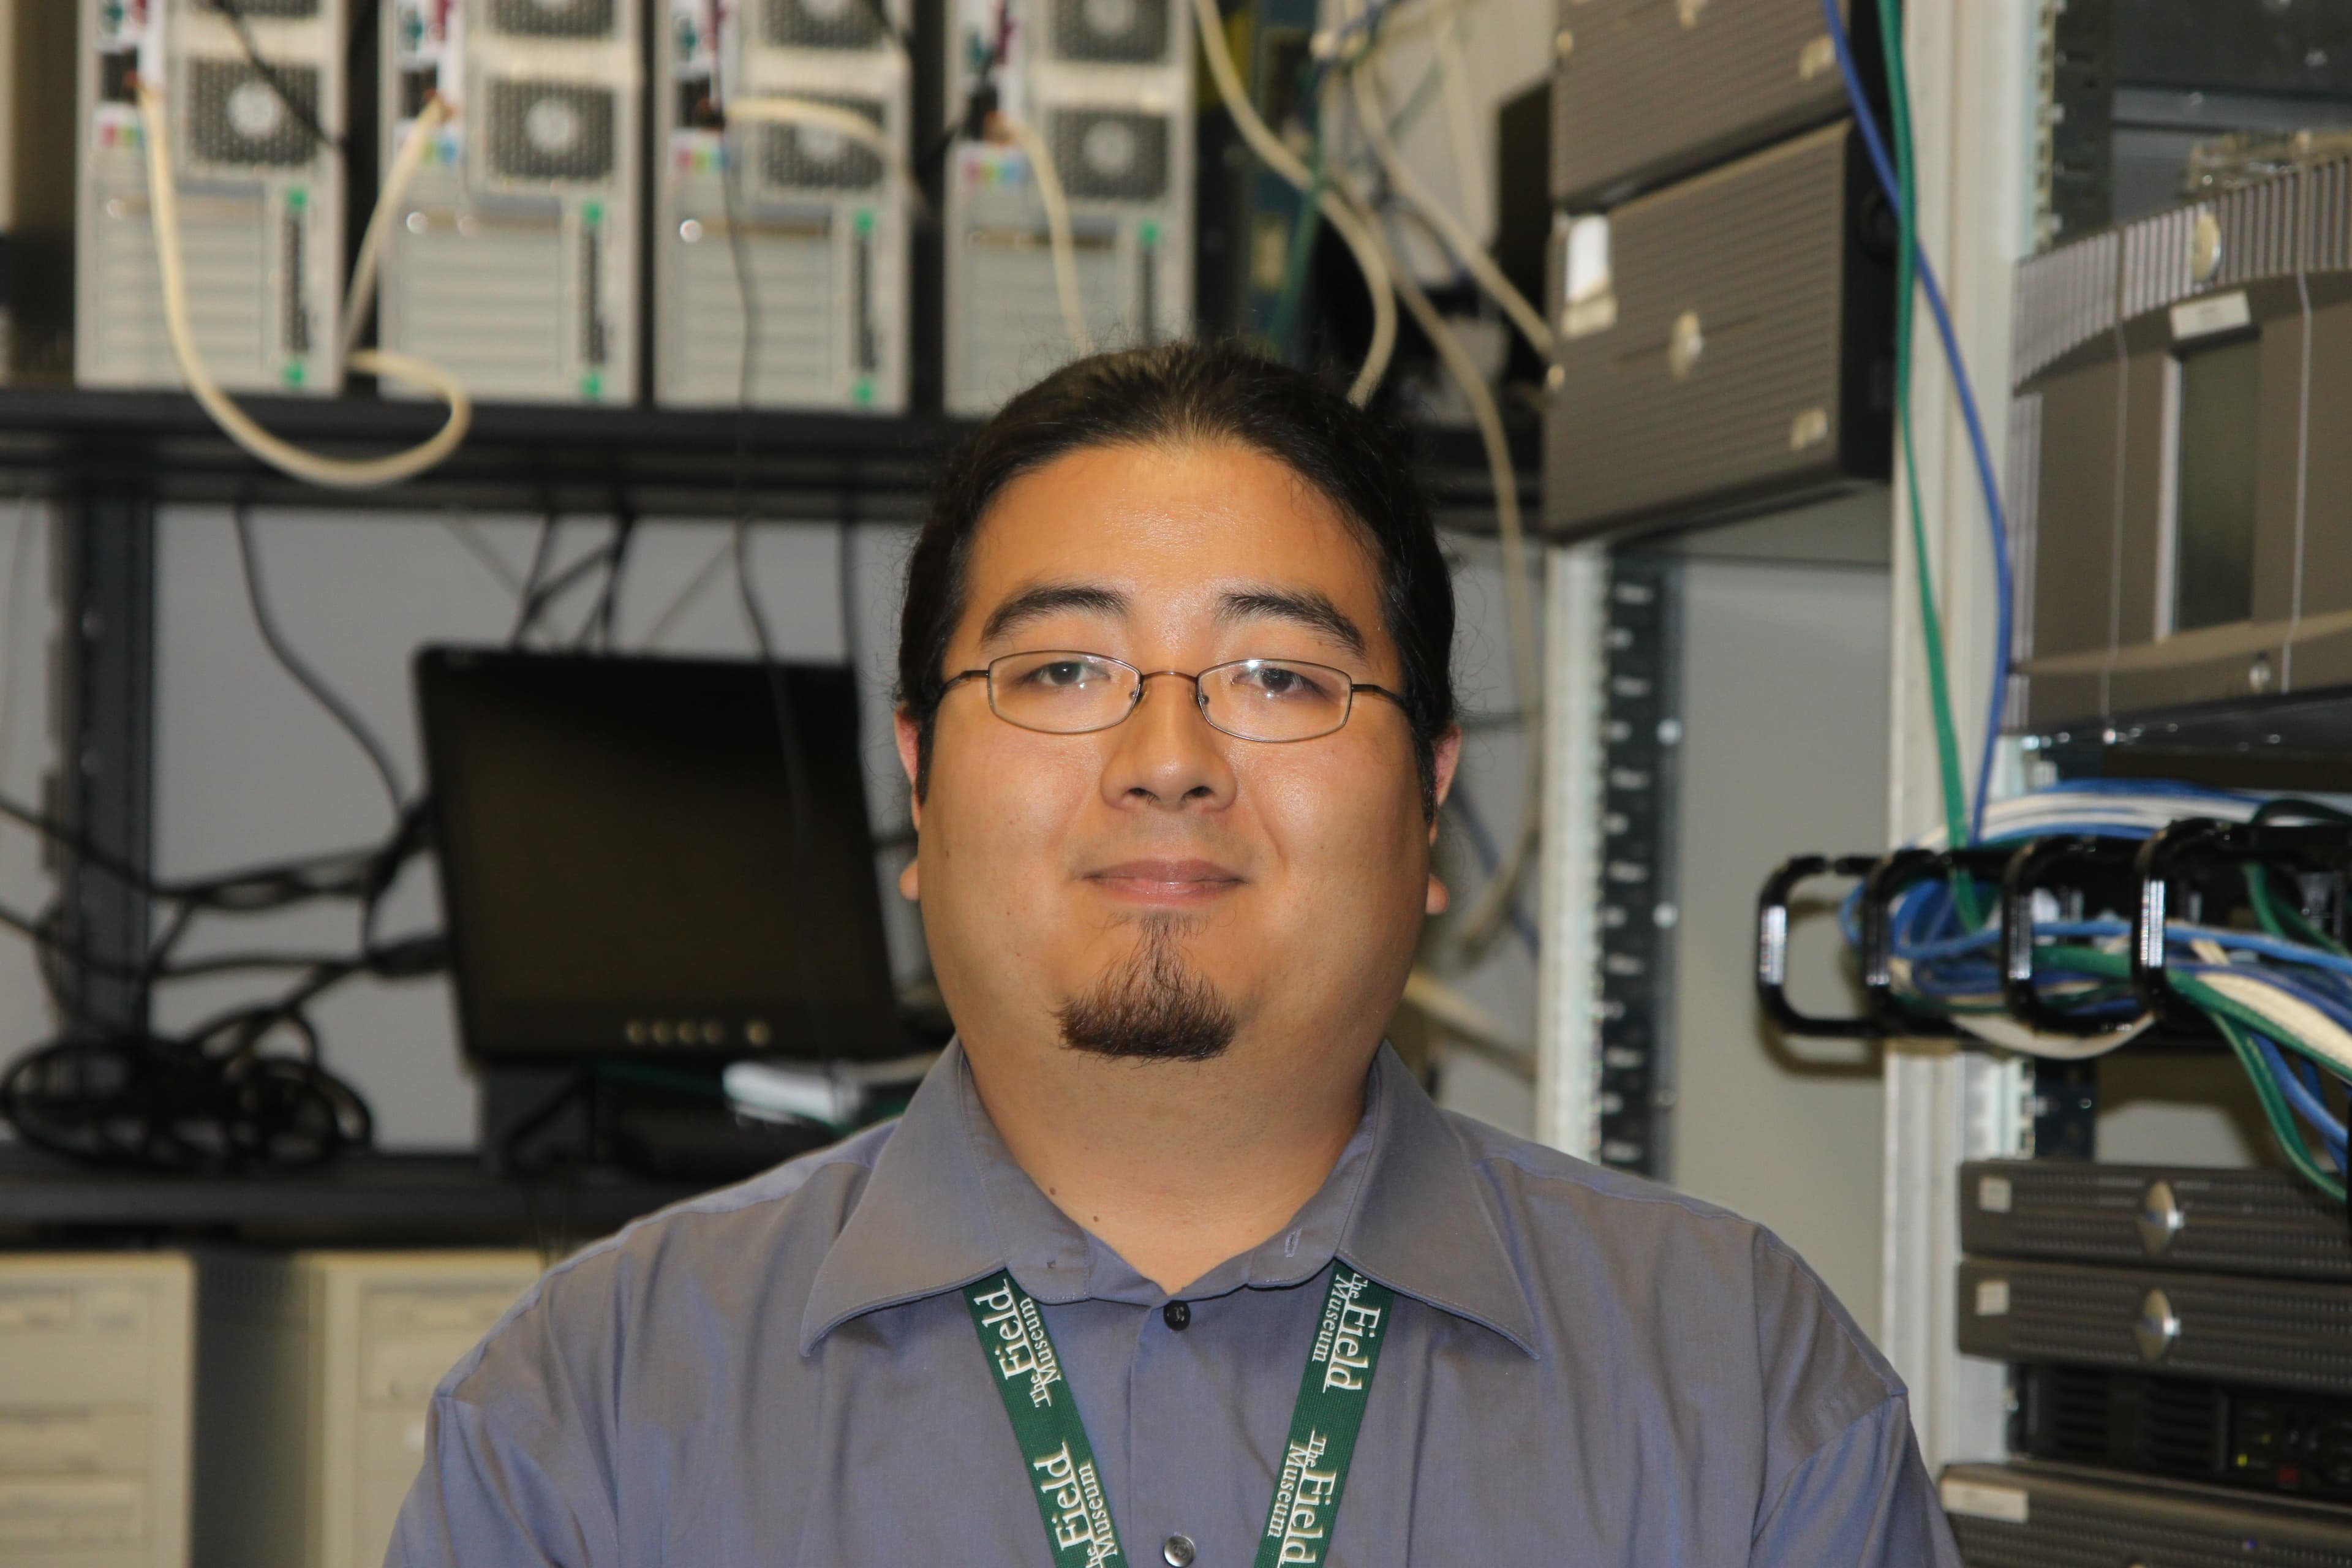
[979,582,1130,644]
[1216,588,1369,658]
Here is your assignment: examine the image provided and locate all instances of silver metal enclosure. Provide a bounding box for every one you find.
[377,0,645,405]
[2008,155,2352,728]
[941,0,1192,416]
[1956,1256,2352,1395]
[1544,121,1894,540]
[1937,1463,2352,1565]
[1550,0,1869,211]
[1959,1159,2352,1281]
[77,0,349,393]
[652,0,911,413]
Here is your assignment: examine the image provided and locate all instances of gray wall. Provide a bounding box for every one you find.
[146,507,913,1150]
[1668,553,1893,1338]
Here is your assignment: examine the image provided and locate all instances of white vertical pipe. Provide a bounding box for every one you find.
[1879,0,2039,1470]
[1536,543,1609,1155]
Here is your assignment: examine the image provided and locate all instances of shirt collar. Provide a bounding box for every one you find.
[799,1039,1539,1357]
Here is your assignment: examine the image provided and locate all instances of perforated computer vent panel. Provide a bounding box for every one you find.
[192,0,320,16]
[484,78,617,183]
[188,58,322,167]
[760,98,884,191]
[484,0,618,39]
[763,0,886,51]
[1050,0,1170,64]
[1050,110,1168,202]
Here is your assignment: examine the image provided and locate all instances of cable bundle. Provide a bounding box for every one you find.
[1765,782,2352,1202]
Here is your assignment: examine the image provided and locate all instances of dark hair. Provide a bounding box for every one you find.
[896,340,1457,813]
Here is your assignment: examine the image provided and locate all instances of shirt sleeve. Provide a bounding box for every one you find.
[1747,1396,1964,1567]
[384,1390,615,1568]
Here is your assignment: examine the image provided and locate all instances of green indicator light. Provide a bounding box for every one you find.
[853,377,875,405]
[286,187,308,210]
[581,372,605,401]
[283,361,306,387]
[854,208,875,234]
[582,200,605,226]
[1139,221,1161,247]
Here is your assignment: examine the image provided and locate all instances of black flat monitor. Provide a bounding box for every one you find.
[415,647,902,1064]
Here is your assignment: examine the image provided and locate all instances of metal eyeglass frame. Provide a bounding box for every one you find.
[941,650,1405,742]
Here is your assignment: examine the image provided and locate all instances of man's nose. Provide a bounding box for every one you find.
[1099,674,1237,810]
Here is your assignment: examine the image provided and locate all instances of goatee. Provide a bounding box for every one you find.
[1056,916,1238,1062]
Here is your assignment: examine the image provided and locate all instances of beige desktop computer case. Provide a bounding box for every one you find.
[194,1250,542,1568]
[0,1251,194,1568]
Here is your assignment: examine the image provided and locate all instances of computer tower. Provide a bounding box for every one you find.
[0,1251,194,1568]
[941,0,1191,414]
[1939,1461,2352,1565]
[192,1250,542,1568]
[1550,0,1882,211]
[76,0,349,393]
[379,0,645,404]
[1544,119,1896,540]
[652,0,911,412]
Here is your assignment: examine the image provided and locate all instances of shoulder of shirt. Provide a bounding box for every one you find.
[435,1119,901,1397]
[1430,1104,1907,1407]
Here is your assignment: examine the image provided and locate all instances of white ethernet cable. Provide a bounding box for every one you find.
[995,115,1094,358]
[1341,29,1551,357]
[135,85,472,489]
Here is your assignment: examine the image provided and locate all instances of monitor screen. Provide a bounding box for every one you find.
[415,647,903,1063]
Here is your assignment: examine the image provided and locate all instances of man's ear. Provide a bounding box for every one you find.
[1426,724,1463,845]
[892,707,924,831]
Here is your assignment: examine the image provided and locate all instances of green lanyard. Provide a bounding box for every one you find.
[965,1261,1396,1568]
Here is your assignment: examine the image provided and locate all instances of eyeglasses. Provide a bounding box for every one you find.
[941,650,1404,744]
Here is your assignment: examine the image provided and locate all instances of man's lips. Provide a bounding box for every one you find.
[1082,859,1246,903]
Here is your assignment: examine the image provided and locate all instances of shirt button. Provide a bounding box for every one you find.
[1162,1533,1196,1566]
[1162,1300,1191,1331]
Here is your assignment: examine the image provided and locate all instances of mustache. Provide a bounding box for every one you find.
[1055,915,1238,1063]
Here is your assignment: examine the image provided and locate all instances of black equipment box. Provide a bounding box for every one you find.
[1939,1461,2352,1565]
[1960,1159,2352,1281]
[1956,1257,2352,1396]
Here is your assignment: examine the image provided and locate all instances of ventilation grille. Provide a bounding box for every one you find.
[484,0,618,39]
[484,78,617,183]
[763,0,886,50]
[1050,109,1167,202]
[1049,0,1170,63]
[760,98,884,192]
[2013,228,2118,386]
[193,0,319,16]
[188,58,322,168]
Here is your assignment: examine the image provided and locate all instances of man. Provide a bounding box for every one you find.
[391,342,1962,1566]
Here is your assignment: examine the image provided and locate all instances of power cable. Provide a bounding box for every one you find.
[232,506,407,820]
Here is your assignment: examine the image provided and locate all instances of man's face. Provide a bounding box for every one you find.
[893,440,1459,1079]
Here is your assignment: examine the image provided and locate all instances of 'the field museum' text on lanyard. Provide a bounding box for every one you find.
[965,1262,1395,1568]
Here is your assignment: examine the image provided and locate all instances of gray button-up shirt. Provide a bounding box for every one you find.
[390,1043,1961,1566]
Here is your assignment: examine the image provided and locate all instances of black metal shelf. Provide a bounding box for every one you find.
[0,385,1536,529]
[0,1147,707,1247]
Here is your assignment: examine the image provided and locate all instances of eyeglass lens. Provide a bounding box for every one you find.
[986,651,1354,742]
